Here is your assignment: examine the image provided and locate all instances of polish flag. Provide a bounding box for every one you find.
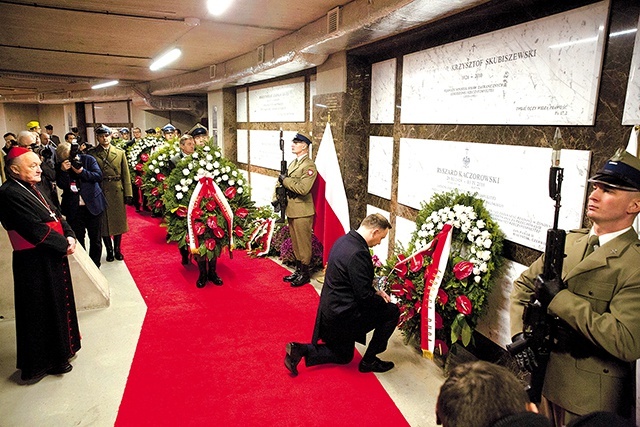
[312,122,350,264]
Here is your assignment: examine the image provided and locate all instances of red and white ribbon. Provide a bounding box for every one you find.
[420,224,453,359]
[187,176,234,255]
[246,218,275,256]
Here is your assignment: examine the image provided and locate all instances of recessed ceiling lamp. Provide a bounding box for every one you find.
[150,48,182,71]
[207,0,233,16]
[91,80,119,90]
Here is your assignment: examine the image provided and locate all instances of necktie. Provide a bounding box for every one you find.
[583,235,599,259]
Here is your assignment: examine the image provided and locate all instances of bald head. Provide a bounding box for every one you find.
[16,131,36,148]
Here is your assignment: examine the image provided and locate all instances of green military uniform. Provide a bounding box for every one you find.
[88,143,132,236]
[511,228,640,419]
[281,154,317,265]
[511,148,640,424]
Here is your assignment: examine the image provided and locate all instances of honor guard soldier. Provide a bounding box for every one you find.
[275,132,318,287]
[190,124,209,147]
[161,124,177,140]
[511,149,640,425]
[88,125,133,262]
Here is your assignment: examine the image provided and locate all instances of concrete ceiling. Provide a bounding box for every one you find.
[0,0,487,104]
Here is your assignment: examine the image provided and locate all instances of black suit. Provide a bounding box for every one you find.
[306,230,399,366]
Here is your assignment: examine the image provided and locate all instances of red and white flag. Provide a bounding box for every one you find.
[312,122,350,264]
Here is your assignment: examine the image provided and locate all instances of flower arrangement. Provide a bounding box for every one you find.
[126,135,167,176]
[162,144,256,259]
[140,141,181,215]
[381,190,504,356]
[274,225,324,272]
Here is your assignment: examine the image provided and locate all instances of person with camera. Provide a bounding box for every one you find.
[87,125,132,263]
[56,141,107,267]
[510,149,640,426]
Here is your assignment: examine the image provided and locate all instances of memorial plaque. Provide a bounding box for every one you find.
[248,77,305,122]
[401,1,608,125]
[397,139,591,251]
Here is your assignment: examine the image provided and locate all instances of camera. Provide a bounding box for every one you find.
[69,142,82,169]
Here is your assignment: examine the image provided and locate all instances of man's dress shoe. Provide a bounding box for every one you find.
[284,342,306,376]
[47,363,73,375]
[358,357,394,373]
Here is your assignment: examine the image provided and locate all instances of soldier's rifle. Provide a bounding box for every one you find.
[275,129,288,223]
[507,128,566,404]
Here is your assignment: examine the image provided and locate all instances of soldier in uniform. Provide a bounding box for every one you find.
[189,124,209,147]
[169,134,197,265]
[161,124,177,140]
[88,125,132,262]
[274,133,318,287]
[511,149,640,425]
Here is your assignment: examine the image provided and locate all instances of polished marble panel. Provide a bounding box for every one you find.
[368,136,394,199]
[401,1,609,125]
[623,16,640,125]
[236,88,247,123]
[237,129,248,163]
[370,59,396,124]
[248,77,305,123]
[398,138,591,251]
[248,171,277,208]
[249,129,298,170]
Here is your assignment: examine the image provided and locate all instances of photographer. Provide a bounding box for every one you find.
[56,141,107,267]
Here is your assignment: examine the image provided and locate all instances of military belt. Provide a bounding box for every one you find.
[104,176,121,182]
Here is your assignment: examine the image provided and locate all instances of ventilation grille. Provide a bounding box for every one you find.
[327,7,340,34]
[256,45,265,64]
[209,65,217,79]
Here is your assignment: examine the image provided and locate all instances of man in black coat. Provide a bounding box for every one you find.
[284,213,399,376]
[0,147,81,382]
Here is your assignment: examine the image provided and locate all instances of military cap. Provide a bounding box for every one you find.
[26,120,40,130]
[162,124,176,133]
[588,148,640,191]
[190,125,207,137]
[145,128,155,134]
[120,128,130,134]
[95,125,111,135]
[293,133,312,145]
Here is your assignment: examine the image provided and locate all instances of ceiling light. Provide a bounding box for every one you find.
[207,0,233,16]
[91,80,119,90]
[150,48,182,71]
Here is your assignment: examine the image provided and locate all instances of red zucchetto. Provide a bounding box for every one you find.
[5,146,30,161]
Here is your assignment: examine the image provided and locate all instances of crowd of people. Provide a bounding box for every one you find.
[1,120,640,426]
[0,120,206,384]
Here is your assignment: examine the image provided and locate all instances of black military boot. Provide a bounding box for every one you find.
[103,237,115,262]
[179,246,190,265]
[290,264,310,287]
[284,260,301,282]
[113,234,124,260]
[207,257,223,286]
[196,258,208,288]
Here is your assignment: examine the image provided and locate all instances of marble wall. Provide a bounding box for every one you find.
[351,0,639,267]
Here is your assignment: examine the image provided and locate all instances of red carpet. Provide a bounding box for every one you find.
[115,206,409,426]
